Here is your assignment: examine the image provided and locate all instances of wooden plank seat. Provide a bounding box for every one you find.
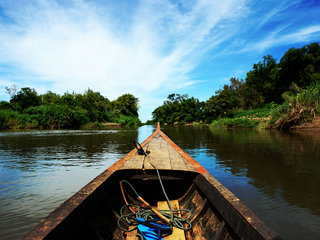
[125,226,138,240]
[125,200,186,240]
[157,200,186,240]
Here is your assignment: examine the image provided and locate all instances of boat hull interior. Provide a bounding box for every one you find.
[40,169,239,240]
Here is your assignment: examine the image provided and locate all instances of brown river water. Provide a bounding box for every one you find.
[0,125,319,239]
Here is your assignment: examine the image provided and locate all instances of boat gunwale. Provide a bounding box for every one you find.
[23,123,281,240]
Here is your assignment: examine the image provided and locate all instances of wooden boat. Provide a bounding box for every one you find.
[24,123,281,240]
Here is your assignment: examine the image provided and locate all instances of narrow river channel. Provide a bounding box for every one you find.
[0,125,319,239]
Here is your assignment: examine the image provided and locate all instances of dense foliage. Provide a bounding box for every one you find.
[152,42,320,128]
[152,94,205,124]
[0,88,140,129]
[270,82,320,129]
[205,42,320,120]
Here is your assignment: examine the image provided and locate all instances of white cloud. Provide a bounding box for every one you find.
[253,0,301,32]
[0,0,249,120]
[245,25,320,53]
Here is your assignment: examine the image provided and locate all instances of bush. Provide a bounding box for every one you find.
[210,118,260,129]
[0,109,38,129]
[1,87,141,129]
[114,114,141,127]
[25,104,90,128]
[232,102,278,118]
[82,121,102,129]
[0,101,15,110]
[271,83,320,129]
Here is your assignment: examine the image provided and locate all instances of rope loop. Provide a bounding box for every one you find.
[117,162,192,234]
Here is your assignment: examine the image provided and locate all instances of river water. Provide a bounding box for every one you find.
[0,125,319,239]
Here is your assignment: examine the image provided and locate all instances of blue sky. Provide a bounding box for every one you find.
[0,0,319,122]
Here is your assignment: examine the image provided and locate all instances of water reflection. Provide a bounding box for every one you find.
[163,126,320,239]
[208,129,320,215]
[0,129,139,171]
[1,126,320,239]
[0,128,139,240]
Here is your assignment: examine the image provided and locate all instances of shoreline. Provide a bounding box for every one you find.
[0,122,127,131]
[291,116,320,130]
[159,116,320,130]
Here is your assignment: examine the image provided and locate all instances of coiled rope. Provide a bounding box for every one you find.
[117,162,192,236]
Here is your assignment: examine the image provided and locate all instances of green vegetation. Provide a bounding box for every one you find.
[232,103,278,119]
[211,118,260,129]
[270,82,320,129]
[152,94,205,124]
[151,42,320,129]
[0,88,140,129]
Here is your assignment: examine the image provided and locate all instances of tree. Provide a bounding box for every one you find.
[278,42,320,90]
[243,55,279,105]
[205,78,244,120]
[112,94,139,117]
[41,91,60,105]
[152,94,205,124]
[80,89,110,122]
[11,87,40,111]
[5,85,18,100]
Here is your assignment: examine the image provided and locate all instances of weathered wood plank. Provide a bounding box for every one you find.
[119,153,144,169]
[165,138,197,172]
[212,221,226,240]
[194,173,281,240]
[186,208,221,240]
[119,133,197,172]
[158,130,206,174]
[157,200,186,240]
[142,135,196,171]
[143,137,172,170]
[125,226,137,240]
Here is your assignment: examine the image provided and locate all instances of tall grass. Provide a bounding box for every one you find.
[271,83,320,129]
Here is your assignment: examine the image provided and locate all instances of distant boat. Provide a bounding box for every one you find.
[24,123,281,240]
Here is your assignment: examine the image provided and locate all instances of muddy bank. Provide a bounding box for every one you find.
[291,117,320,129]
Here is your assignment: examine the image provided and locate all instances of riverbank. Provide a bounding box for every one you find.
[291,116,320,129]
[0,109,139,130]
[0,89,141,129]
[0,109,140,130]
[209,115,320,130]
[81,122,122,129]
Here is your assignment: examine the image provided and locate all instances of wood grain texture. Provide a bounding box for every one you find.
[119,154,144,169]
[138,135,196,171]
[157,200,186,240]
[194,173,281,240]
[125,226,137,240]
[117,129,198,172]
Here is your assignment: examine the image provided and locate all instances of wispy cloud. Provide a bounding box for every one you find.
[235,24,320,54]
[0,0,249,119]
[209,0,320,57]
[253,0,301,32]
